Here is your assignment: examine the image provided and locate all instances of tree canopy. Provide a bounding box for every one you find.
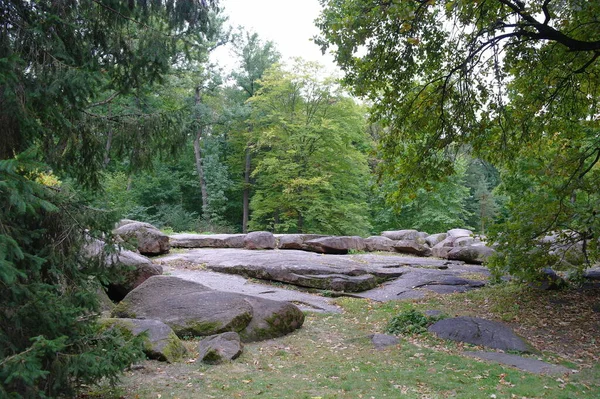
[316,0,600,278]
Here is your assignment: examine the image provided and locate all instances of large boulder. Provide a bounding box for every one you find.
[393,240,432,257]
[275,234,327,250]
[112,276,304,342]
[197,332,243,364]
[364,236,396,252]
[428,316,530,352]
[114,221,170,256]
[169,234,246,249]
[381,229,422,241]
[446,245,495,264]
[425,233,448,248]
[101,318,188,363]
[447,228,473,239]
[303,236,365,254]
[431,237,455,258]
[244,231,276,250]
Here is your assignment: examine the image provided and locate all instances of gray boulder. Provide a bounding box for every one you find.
[370,333,400,350]
[393,240,432,257]
[169,234,246,249]
[425,233,448,248]
[114,221,170,256]
[244,231,276,250]
[446,245,495,264]
[447,228,473,238]
[429,317,530,352]
[382,229,421,241]
[275,234,326,249]
[102,318,188,363]
[431,237,455,258]
[197,332,243,364]
[304,236,365,254]
[364,236,395,252]
[112,276,304,342]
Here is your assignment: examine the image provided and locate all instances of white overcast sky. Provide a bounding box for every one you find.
[211,0,339,74]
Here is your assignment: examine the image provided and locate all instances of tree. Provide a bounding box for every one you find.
[0,0,218,396]
[247,59,372,235]
[316,0,600,278]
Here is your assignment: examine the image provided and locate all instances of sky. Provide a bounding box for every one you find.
[211,0,339,74]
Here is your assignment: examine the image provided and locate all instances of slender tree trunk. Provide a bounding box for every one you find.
[297,211,304,234]
[103,104,113,168]
[242,145,251,233]
[194,127,209,222]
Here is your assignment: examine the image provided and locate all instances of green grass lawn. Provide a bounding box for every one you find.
[88,288,600,399]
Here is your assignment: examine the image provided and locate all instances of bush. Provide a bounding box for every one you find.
[386,309,445,335]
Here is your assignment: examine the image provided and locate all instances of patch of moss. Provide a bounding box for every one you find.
[177,320,224,338]
[111,301,136,318]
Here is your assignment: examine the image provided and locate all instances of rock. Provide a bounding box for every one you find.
[584,268,600,280]
[102,318,188,363]
[431,237,456,258]
[429,317,530,352]
[112,276,304,342]
[169,234,246,249]
[198,332,243,364]
[447,228,473,238]
[114,221,170,256]
[393,240,432,257]
[529,268,566,290]
[464,351,572,375]
[446,245,495,264]
[453,237,475,247]
[364,236,395,252]
[116,219,138,228]
[97,287,115,313]
[370,333,400,350]
[304,236,366,254]
[425,233,448,248]
[381,229,422,241]
[275,234,326,249]
[285,273,380,292]
[244,231,276,250]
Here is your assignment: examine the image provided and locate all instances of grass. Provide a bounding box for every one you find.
[87,285,600,399]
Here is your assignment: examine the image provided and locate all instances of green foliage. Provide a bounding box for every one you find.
[386,309,445,336]
[247,59,372,235]
[316,0,600,277]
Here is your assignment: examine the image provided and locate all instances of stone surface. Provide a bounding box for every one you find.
[464,351,572,375]
[244,231,276,250]
[429,317,530,352]
[114,221,170,256]
[364,236,395,252]
[102,318,187,363]
[381,230,421,241]
[431,237,456,258]
[304,236,366,254]
[112,276,304,342]
[197,332,243,364]
[447,228,473,238]
[393,240,432,257]
[584,268,600,280]
[446,245,495,264]
[170,234,246,249]
[275,234,326,249]
[425,233,448,248]
[370,333,400,350]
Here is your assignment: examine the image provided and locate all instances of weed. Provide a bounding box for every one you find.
[386,309,446,335]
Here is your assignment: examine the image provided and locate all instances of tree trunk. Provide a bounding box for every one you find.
[297,211,304,234]
[194,127,209,222]
[242,145,251,233]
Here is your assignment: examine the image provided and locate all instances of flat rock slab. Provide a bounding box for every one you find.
[370,333,400,350]
[158,249,489,295]
[464,351,573,375]
[170,234,246,248]
[429,317,530,352]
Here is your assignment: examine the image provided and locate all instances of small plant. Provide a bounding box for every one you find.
[386,309,445,335]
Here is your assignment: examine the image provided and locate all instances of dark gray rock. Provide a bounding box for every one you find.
[244,231,276,250]
[170,234,246,249]
[276,234,326,250]
[370,333,400,350]
[102,318,188,363]
[584,268,600,280]
[112,276,304,342]
[382,230,421,241]
[393,240,432,257]
[364,236,396,252]
[114,221,170,256]
[429,317,530,352]
[197,332,243,364]
[529,268,566,290]
[464,351,572,375]
[304,236,366,254]
[447,245,495,264]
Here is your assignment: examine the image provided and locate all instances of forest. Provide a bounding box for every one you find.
[1,0,598,397]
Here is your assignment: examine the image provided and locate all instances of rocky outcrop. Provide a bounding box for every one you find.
[364,236,395,252]
[112,276,304,342]
[275,234,328,250]
[446,245,495,264]
[114,221,170,256]
[170,234,246,249]
[382,230,425,241]
[393,240,432,257]
[101,318,188,363]
[304,236,365,254]
[197,332,243,364]
[428,316,530,352]
[244,231,276,250]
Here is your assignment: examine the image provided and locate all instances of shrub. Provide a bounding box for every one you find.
[386,309,445,335]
